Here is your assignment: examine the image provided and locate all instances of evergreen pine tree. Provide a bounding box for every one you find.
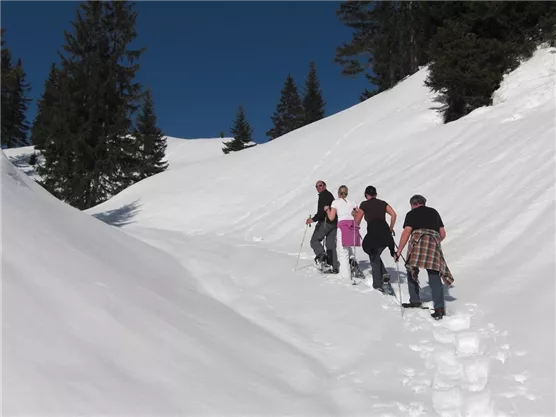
[1,31,31,148]
[335,2,402,96]
[5,59,31,148]
[1,28,13,148]
[425,21,510,122]
[222,105,255,154]
[266,74,304,141]
[537,3,556,46]
[31,64,60,150]
[335,1,445,100]
[135,88,168,178]
[425,1,556,123]
[38,1,144,209]
[302,61,326,125]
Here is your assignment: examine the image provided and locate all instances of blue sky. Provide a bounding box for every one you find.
[2,1,371,143]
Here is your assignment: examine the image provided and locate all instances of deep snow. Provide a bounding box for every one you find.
[3,47,555,416]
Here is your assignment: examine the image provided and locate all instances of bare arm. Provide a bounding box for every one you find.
[439,227,446,242]
[385,204,397,232]
[354,207,364,225]
[396,226,413,259]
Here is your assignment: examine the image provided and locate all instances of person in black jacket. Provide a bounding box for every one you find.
[306,180,338,273]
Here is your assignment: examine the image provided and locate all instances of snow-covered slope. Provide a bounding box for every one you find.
[1,136,228,183]
[164,135,230,168]
[1,152,345,415]
[4,47,554,416]
[88,47,555,416]
[3,145,41,181]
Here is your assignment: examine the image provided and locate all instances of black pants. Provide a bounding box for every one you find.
[369,246,388,289]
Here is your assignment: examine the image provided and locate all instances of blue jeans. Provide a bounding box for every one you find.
[407,268,445,309]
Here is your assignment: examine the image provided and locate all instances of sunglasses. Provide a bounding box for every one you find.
[316,184,323,188]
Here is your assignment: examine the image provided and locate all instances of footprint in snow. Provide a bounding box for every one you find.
[398,303,516,417]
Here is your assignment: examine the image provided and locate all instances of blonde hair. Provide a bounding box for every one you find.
[338,185,348,199]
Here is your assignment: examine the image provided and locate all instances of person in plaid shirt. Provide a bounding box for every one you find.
[395,194,453,319]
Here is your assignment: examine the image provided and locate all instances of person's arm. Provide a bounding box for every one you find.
[386,204,397,233]
[396,226,413,261]
[354,207,364,225]
[437,210,446,241]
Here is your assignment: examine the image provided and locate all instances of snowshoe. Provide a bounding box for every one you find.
[379,273,395,296]
[402,302,429,309]
[349,258,365,285]
[381,281,395,296]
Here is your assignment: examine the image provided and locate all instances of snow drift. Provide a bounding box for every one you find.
[1,152,341,415]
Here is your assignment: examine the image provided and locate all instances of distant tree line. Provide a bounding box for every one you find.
[223,60,326,154]
[3,1,556,201]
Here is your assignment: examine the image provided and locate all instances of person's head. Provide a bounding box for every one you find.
[364,186,377,199]
[315,180,327,193]
[409,194,427,208]
[338,185,348,199]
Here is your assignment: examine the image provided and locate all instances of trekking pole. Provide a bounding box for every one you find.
[396,260,404,317]
[294,215,311,271]
[352,217,357,284]
[322,214,328,265]
[394,242,407,265]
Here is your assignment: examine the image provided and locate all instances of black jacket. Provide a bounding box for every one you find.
[312,189,336,224]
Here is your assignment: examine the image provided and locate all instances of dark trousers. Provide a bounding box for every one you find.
[369,246,388,289]
[310,221,338,269]
[407,268,445,309]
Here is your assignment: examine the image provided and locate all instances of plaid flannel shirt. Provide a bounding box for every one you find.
[405,228,454,287]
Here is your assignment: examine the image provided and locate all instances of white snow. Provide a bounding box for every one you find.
[1,136,230,183]
[164,135,230,167]
[3,46,555,416]
[2,145,41,181]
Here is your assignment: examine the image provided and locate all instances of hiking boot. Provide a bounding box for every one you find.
[314,253,327,266]
[402,302,423,308]
[326,250,335,267]
[431,308,446,320]
[323,268,339,275]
